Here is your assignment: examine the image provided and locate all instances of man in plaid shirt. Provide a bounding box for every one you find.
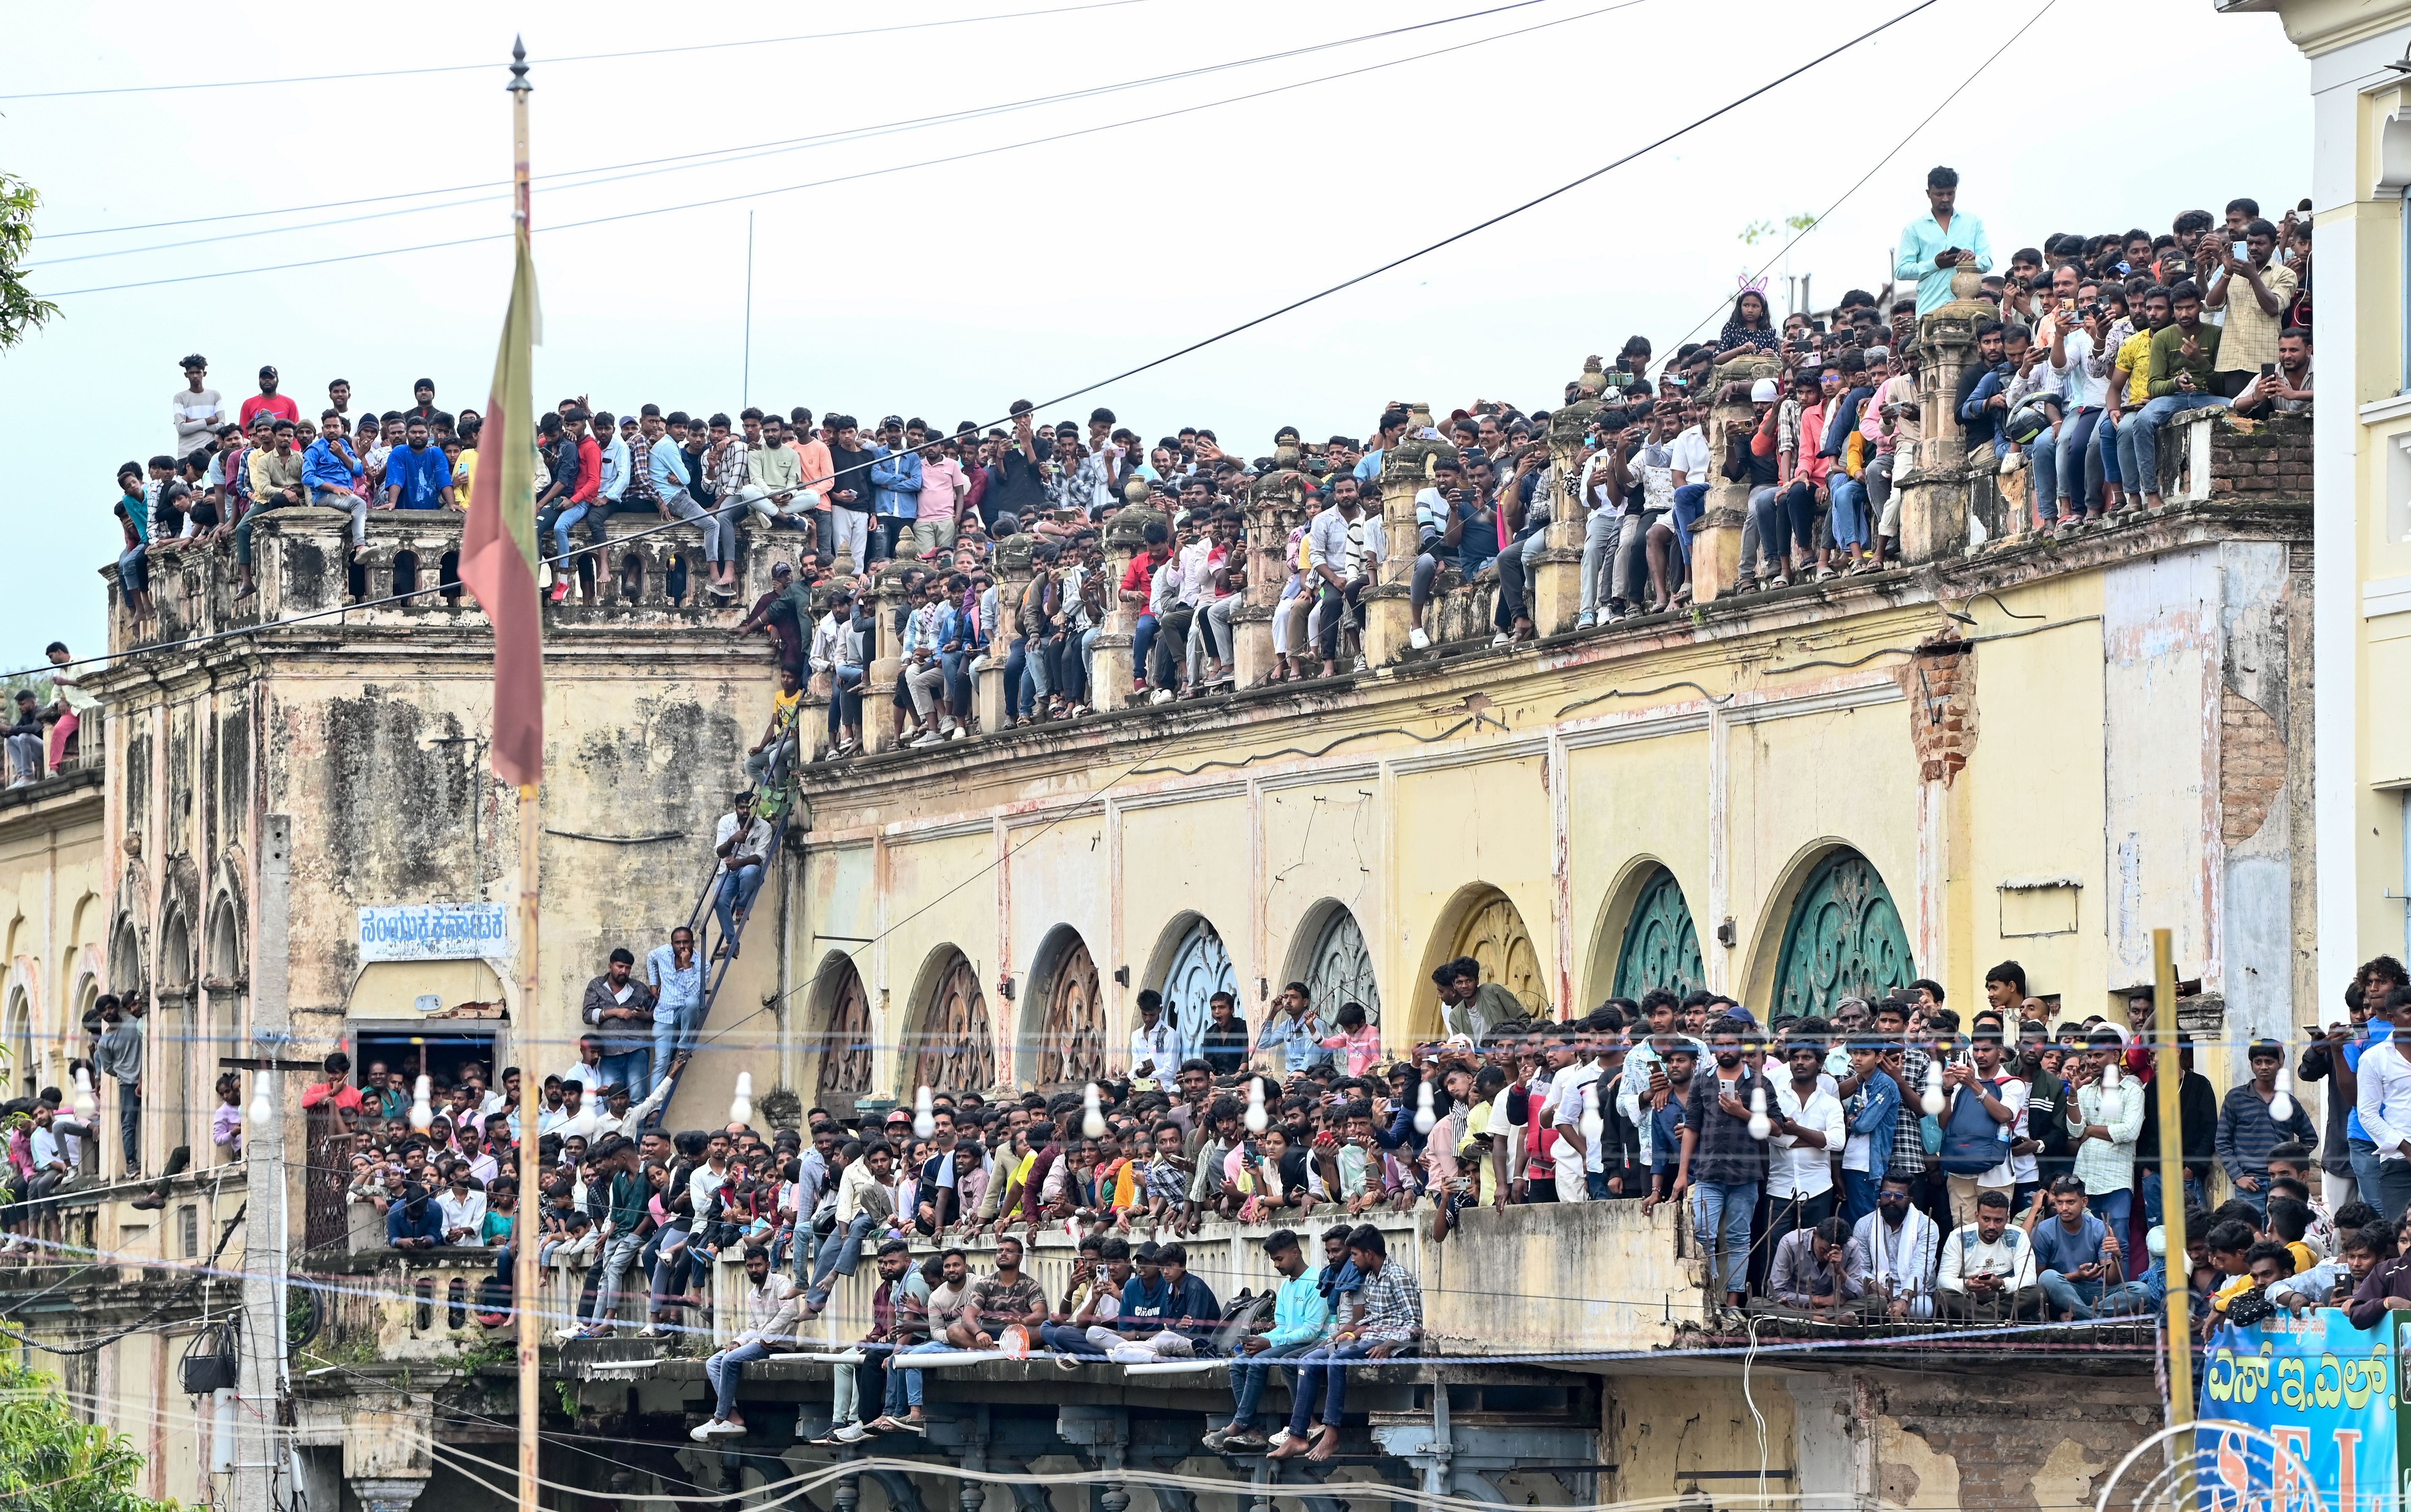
[1270,1223,1421,1464]
[1875,1000,1934,1186]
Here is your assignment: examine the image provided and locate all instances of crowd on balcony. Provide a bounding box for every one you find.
[117,172,2313,753]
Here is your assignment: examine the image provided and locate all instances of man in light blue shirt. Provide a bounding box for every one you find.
[1354,408,1408,485]
[1257,983,1332,1075]
[1210,1228,1330,1451]
[647,926,705,1110]
[1895,165,1992,319]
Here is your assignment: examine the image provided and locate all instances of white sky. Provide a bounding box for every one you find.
[0,0,2303,661]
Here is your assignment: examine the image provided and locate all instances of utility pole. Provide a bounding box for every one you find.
[743,210,755,409]
[2150,928,2195,1498]
[237,814,293,1512]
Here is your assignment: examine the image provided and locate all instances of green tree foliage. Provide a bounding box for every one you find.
[0,174,61,351]
[0,1362,182,1512]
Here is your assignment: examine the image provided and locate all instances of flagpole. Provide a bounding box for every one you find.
[506,35,543,1512]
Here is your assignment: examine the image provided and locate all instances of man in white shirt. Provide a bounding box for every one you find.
[1127,991,1187,1084]
[589,1077,674,1140]
[557,1036,608,1096]
[1544,1025,1605,1203]
[1850,1174,1941,1320]
[805,1142,899,1311]
[538,1081,591,1140]
[713,793,775,958]
[437,1167,488,1246]
[2355,984,2411,1221]
[1936,1189,2040,1319]
[1769,1039,1846,1237]
[1305,475,1385,677]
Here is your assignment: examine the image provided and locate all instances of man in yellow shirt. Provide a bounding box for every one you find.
[2102,287,2172,513]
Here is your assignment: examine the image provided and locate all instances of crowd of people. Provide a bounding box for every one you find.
[116,171,2314,752]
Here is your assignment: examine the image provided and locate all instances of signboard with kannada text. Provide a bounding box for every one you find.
[357,903,512,963]
[2197,1307,2397,1512]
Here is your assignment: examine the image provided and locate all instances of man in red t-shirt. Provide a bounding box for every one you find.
[238,365,302,429]
[300,1050,366,1131]
[1119,517,1173,698]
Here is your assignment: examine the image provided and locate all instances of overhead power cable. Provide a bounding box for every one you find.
[17,0,1943,702]
[0,0,1168,100]
[42,0,1646,296]
[34,0,1566,247]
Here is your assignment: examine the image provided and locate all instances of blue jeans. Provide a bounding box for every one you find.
[886,1340,955,1414]
[940,649,970,715]
[806,1213,877,1308]
[653,1003,704,1083]
[826,664,863,739]
[1670,484,1708,564]
[546,499,601,560]
[1828,476,1868,548]
[1229,1340,1315,1430]
[2056,408,2102,513]
[2038,1270,2153,1320]
[714,864,764,955]
[1586,1170,1610,1201]
[1692,1179,1758,1298]
[1003,637,1029,720]
[2128,392,2228,498]
[596,1048,652,1103]
[1841,1168,1883,1225]
[2351,1137,2384,1208]
[118,543,150,596]
[1039,1322,1109,1357]
[706,1339,771,1419]
[2023,425,2061,521]
[1131,615,1159,691]
[1288,1341,1374,1434]
[2086,1187,2132,1239]
[2092,411,2121,489]
[2137,1168,2205,1226]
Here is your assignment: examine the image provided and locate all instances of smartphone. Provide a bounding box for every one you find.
[2232,239,2249,260]
[2262,363,2277,376]
[2304,1024,2326,1038]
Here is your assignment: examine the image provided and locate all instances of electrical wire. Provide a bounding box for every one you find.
[43,0,1651,297]
[32,0,1583,253]
[1657,0,2057,356]
[0,0,1172,101]
[8,0,1948,702]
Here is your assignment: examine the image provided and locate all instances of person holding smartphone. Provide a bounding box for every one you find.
[2204,217,2296,398]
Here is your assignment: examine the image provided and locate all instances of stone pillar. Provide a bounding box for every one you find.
[1240,465,1306,684]
[1533,370,1605,635]
[1691,356,1775,602]
[1369,405,1455,663]
[348,1478,429,1512]
[1090,507,1164,708]
[1898,290,1993,564]
[980,534,1032,731]
[863,562,913,755]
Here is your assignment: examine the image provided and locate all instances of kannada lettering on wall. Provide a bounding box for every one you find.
[356,903,512,963]
[2196,1310,2396,1512]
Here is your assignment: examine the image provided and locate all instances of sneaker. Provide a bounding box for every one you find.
[1575,611,1595,629]
[1490,631,1511,646]
[706,1419,749,1438]
[1149,689,1174,705]
[555,1326,590,1343]
[1266,1428,1292,1451]
[1201,1427,1232,1453]
[911,732,944,749]
[1223,1431,1268,1452]
[831,1423,870,1445]
[690,1420,724,1442]
[637,1326,666,1339]
[1408,627,1430,650]
[549,580,570,604]
[947,726,967,741]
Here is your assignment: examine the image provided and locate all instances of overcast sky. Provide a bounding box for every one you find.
[0,0,2302,661]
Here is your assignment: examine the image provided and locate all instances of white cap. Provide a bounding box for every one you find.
[1750,378,1780,404]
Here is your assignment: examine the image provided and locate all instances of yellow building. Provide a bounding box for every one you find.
[2225,0,2411,1004]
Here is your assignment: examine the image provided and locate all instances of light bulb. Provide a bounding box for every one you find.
[247,1071,274,1130]
[1243,1078,1268,1134]
[2102,1059,2121,1092]
[913,1084,935,1140]
[1920,1060,1945,1117]
[409,1075,434,1131]
[1412,1078,1436,1136]
[1081,1082,1105,1139]
[729,1071,754,1128]
[2269,1058,2296,1125]
[71,1065,97,1122]
[1578,1088,1603,1147]
[1747,1084,1771,1142]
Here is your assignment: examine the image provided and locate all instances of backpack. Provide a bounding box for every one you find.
[1938,1076,2010,1176]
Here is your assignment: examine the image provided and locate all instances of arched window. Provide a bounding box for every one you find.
[814,957,874,1108]
[4,987,31,1097]
[906,951,994,1096]
[1772,847,1915,1018]
[1452,891,1547,1018]
[1030,929,1104,1090]
[1613,866,1705,1002]
[1157,916,1237,1047]
[1294,904,1379,1025]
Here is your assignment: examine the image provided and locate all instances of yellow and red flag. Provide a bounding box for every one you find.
[457,233,544,785]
